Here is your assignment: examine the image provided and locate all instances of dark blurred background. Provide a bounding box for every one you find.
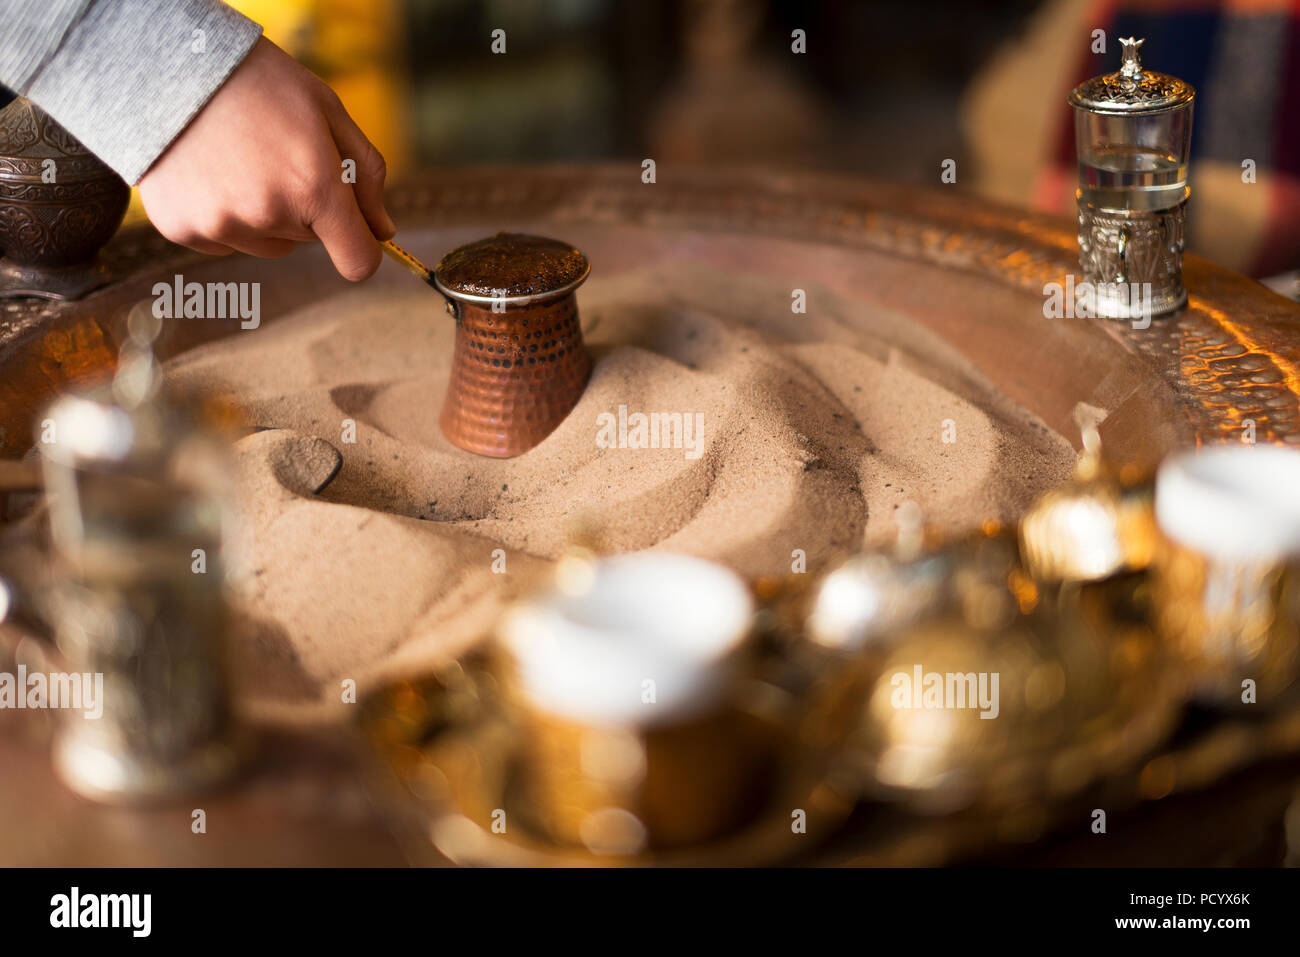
[242,0,1044,180]
[9,0,1293,278]
[389,0,1039,178]
[253,0,1298,278]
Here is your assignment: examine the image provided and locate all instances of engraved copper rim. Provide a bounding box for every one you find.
[433,267,590,307]
[433,230,591,306]
[2,164,1296,462]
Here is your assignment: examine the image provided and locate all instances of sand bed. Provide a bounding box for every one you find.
[164,226,1076,722]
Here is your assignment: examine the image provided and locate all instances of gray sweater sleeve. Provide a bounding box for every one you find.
[0,0,263,184]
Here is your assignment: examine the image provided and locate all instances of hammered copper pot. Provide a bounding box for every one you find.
[434,233,592,458]
[0,97,129,299]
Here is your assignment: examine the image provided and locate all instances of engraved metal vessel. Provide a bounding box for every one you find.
[37,306,249,801]
[1069,37,1195,320]
[0,98,129,301]
[822,531,1180,815]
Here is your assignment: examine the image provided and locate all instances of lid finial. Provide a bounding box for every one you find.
[1119,36,1145,79]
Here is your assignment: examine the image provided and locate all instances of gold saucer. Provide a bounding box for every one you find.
[360,661,855,867]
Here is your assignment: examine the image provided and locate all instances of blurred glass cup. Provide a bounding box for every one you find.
[1153,446,1300,705]
[498,552,776,853]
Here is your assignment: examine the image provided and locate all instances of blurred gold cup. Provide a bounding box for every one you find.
[498,552,775,854]
[1152,446,1300,705]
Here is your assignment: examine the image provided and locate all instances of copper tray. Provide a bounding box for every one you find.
[3,165,1299,461]
[3,165,1299,866]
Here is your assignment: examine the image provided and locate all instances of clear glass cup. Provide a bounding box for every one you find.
[1074,103,1192,212]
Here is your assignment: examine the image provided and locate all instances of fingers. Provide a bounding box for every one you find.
[172,236,235,257]
[222,236,298,259]
[147,207,298,260]
[138,57,393,282]
[324,101,396,241]
[307,177,384,281]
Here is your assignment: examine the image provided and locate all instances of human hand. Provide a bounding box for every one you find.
[137,36,395,281]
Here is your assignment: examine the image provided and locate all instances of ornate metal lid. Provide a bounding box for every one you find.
[1068,37,1195,115]
[434,232,589,305]
[0,97,111,181]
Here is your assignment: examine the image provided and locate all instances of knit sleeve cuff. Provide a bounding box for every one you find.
[23,0,263,184]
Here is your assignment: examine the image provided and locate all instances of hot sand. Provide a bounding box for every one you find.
[163,226,1077,722]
